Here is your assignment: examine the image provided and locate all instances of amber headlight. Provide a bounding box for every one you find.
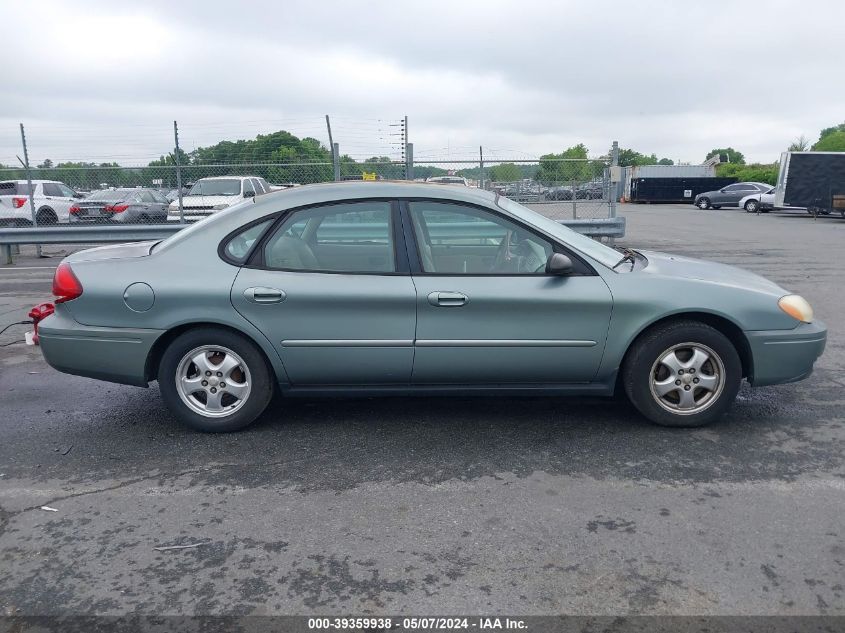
[778,295,814,323]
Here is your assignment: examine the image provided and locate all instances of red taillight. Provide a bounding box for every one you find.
[52,262,83,303]
[104,204,128,213]
[12,197,27,208]
[69,205,81,214]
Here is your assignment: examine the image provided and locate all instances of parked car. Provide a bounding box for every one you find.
[167,176,271,222]
[70,188,170,223]
[36,181,825,433]
[0,180,80,226]
[165,186,191,202]
[426,176,468,186]
[546,185,575,201]
[694,182,771,209]
[577,181,605,200]
[739,188,775,213]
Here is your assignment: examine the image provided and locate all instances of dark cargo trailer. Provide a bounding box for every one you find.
[775,152,845,217]
[629,177,737,203]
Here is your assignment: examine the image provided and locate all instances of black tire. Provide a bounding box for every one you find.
[158,327,274,432]
[712,205,721,209]
[36,208,58,226]
[696,197,711,210]
[622,320,742,428]
[744,200,759,213]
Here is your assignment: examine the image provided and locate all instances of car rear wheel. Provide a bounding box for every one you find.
[622,320,741,427]
[696,197,711,210]
[158,327,274,432]
[744,200,760,213]
[36,208,58,226]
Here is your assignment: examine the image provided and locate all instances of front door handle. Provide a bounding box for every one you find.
[428,291,468,307]
[244,287,286,304]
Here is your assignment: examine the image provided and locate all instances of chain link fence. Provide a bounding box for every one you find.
[1,159,614,228]
[1,115,618,237]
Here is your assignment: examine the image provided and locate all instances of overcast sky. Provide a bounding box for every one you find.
[2,0,843,167]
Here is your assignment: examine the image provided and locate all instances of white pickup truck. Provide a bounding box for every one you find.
[0,179,80,226]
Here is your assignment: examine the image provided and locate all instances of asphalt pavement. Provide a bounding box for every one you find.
[0,204,843,616]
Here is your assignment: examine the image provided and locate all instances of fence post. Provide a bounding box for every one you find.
[479,146,484,189]
[406,143,414,181]
[332,143,341,182]
[19,124,41,259]
[610,140,619,219]
[173,121,185,224]
[571,175,577,219]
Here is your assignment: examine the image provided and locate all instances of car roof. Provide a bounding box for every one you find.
[253,180,497,210]
[196,176,261,181]
[0,179,63,184]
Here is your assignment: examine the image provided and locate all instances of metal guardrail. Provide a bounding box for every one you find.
[0,217,625,264]
[563,217,626,237]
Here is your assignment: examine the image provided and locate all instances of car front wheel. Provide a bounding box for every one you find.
[696,197,711,210]
[744,200,760,213]
[622,320,741,427]
[158,327,274,432]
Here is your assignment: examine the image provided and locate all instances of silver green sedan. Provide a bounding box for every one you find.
[36,182,826,432]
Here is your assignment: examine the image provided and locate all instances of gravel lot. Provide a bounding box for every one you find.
[0,204,843,616]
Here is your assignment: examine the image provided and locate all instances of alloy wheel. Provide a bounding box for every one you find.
[648,342,725,415]
[175,345,252,418]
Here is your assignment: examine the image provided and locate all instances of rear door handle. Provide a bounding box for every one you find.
[244,287,286,304]
[428,291,468,307]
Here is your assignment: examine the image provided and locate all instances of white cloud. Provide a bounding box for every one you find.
[1,0,843,166]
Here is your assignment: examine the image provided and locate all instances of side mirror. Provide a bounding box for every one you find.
[545,252,573,275]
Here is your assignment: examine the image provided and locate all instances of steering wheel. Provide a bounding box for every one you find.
[491,230,547,273]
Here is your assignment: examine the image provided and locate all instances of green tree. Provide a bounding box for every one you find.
[537,144,598,183]
[812,130,845,152]
[37,159,53,169]
[706,147,745,164]
[147,148,190,167]
[788,135,811,152]
[616,148,673,167]
[488,163,523,181]
[715,162,778,185]
[817,122,845,141]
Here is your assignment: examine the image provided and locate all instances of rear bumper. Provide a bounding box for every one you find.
[746,320,827,387]
[38,308,163,387]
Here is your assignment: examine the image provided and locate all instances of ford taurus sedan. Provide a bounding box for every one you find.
[36,182,826,432]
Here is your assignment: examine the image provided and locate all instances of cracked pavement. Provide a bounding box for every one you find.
[0,205,843,615]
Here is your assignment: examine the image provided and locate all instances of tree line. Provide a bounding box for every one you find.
[1,122,842,189]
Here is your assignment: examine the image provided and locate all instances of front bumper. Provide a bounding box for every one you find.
[746,320,827,386]
[38,307,164,387]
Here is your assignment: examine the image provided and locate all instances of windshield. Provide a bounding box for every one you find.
[496,196,621,269]
[188,179,241,196]
[85,190,131,201]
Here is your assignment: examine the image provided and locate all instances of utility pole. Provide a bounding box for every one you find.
[19,123,41,257]
[173,121,184,224]
[610,140,619,219]
[404,115,409,179]
[479,146,485,189]
[332,143,341,182]
[326,116,341,181]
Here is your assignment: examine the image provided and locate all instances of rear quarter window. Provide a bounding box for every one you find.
[221,218,275,264]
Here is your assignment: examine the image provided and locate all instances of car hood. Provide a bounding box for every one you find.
[64,240,157,262]
[172,195,240,208]
[635,250,787,295]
